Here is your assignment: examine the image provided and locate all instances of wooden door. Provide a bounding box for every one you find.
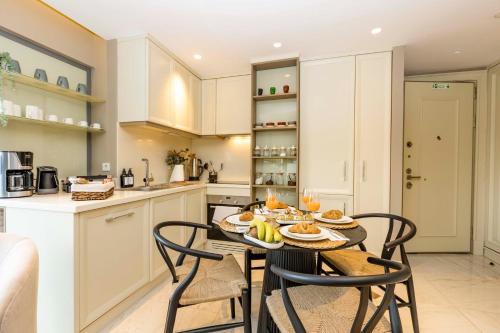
[404,82,474,252]
[216,75,251,135]
[354,52,392,255]
[300,56,355,194]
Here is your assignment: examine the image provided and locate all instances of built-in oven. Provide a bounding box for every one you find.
[206,194,250,242]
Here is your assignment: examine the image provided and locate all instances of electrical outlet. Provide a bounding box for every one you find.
[102,162,111,172]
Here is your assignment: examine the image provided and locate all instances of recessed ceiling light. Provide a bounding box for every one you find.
[371,27,382,35]
[284,74,291,78]
[273,42,282,48]
[453,50,462,54]
[193,54,202,60]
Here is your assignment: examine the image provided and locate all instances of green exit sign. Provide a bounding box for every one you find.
[432,83,450,89]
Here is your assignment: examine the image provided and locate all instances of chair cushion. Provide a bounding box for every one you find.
[266,285,391,333]
[175,254,247,306]
[321,249,384,276]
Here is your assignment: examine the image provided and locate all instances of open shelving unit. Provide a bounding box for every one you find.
[4,115,104,133]
[250,58,300,205]
[1,70,106,103]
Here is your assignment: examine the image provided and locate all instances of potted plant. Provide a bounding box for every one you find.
[166,148,189,182]
[0,52,14,127]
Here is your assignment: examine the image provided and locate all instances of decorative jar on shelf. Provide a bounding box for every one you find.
[288,145,297,157]
[255,172,264,185]
[254,145,262,157]
[264,173,274,185]
[279,146,287,157]
[287,173,297,186]
[263,145,270,157]
[271,146,279,157]
[275,172,285,185]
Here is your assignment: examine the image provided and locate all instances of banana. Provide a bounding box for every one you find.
[256,221,266,241]
[273,229,283,242]
[265,222,274,243]
[249,219,259,228]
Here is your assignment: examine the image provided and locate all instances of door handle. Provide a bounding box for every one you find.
[406,175,422,180]
[105,211,134,223]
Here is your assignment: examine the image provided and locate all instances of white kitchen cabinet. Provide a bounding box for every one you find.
[300,56,355,195]
[202,79,217,135]
[117,36,201,135]
[354,52,392,254]
[150,192,186,280]
[299,193,353,215]
[185,188,207,249]
[216,75,252,135]
[79,200,149,329]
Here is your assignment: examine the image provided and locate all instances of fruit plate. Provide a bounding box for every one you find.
[226,214,266,226]
[313,213,354,224]
[243,233,284,249]
[279,225,329,241]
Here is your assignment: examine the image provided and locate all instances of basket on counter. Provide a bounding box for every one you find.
[71,182,115,201]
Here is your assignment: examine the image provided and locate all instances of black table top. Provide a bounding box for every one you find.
[217,224,367,252]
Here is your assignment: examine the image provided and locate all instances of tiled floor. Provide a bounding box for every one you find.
[100,254,500,333]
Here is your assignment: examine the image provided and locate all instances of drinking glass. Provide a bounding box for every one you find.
[303,188,312,206]
[306,191,321,213]
[266,188,279,210]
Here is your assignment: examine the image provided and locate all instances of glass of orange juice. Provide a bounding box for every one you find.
[306,191,320,212]
[303,188,312,206]
[266,188,279,210]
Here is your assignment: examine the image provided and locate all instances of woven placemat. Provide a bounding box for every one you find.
[313,220,359,230]
[282,236,347,250]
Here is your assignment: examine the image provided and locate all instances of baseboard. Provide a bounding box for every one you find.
[484,247,500,265]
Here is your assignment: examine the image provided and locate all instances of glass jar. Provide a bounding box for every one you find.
[265,173,274,185]
[288,145,297,157]
[263,145,270,157]
[279,146,287,157]
[287,172,297,186]
[271,146,279,157]
[253,145,262,157]
[255,172,264,185]
[275,172,284,185]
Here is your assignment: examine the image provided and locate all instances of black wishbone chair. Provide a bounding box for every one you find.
[318,213,419,333]
[240,200,267,305]
[154,221,251,333]
[267,258,411,333]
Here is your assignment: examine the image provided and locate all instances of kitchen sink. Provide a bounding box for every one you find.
[117,182,198,191]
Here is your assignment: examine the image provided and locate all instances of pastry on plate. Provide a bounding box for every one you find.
[277,201,288,209]
[321,209,343,220]
[289,222,321,234]
[239,211,254,222]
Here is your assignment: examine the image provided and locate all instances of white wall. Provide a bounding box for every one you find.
[191,136,251,182]
[116,126,191,185]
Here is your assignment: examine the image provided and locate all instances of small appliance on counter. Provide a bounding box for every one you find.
[0,151,34,198]
[36,166,59,194]
[187,155,207,181]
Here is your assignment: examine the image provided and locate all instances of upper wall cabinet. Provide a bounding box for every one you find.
[216,75,252,135]
[202,79,217,135]
[117,36,201,135]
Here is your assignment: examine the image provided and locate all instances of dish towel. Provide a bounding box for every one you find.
[212,206,240,225]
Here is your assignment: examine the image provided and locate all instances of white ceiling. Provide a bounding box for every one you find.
[43,0,500,78]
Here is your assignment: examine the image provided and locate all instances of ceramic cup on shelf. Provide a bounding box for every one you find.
[90,123,101,129]
[47,114,58,122]
[76,83,88,94]
[34,69,48,82]
[56,76,69,89]
[270,86,276,95]
[78,120,88,127]
[25,105,38,119]
[63,117,74,125]
[257,88,263,96]
[283,85,290,93]
[12,104,21,117]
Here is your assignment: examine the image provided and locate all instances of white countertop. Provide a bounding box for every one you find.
[0,183,206,213]
[205,183,250,189]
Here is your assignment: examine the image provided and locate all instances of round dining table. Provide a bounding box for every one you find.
[218,222,367,333]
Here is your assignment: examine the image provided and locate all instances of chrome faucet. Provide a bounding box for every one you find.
[141,158,154,187]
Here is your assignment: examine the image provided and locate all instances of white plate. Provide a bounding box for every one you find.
[313,213,354,224]
[243,234,284,249]
[226,214,266,226]
[279,225,329,241]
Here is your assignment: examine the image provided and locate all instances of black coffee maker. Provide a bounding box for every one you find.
[36,166,59,194]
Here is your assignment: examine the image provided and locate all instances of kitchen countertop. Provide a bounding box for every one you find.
[0,182,206,213]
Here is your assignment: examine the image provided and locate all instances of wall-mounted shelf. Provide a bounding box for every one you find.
[253,156,297,160]
[253,127,296,132]
[253,93,296,101]
[4,115,104,133]
[252,185,297,189]
[1,70,106,103]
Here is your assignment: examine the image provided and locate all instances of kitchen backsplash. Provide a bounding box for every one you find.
[191,136,251,182]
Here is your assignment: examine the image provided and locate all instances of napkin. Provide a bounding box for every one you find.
[326,230,350,242]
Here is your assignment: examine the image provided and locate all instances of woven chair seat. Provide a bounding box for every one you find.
[266,285,391,333]
[174,254,247,306]
[250,247,267,255]
[321,249,386,276]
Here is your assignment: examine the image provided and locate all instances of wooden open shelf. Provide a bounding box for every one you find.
[4,115,104,133]
[252,156,296,160]
[253,93,296,101]
[253,126,296,132]
[252,185,297,189]
[1,70,106,103]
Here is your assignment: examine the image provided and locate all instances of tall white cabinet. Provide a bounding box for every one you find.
[300,52,392,254]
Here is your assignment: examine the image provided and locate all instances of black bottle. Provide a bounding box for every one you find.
[127,168,134,187]
[120,169,128,188]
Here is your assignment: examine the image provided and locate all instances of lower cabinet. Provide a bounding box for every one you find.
[186,188,207,249]
[79,200,149,329]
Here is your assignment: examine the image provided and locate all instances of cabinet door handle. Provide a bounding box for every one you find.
[343,161,348,181]
[362,161,367,182]
[105,211,134,223]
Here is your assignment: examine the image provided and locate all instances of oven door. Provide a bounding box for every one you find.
[206,203,242,241]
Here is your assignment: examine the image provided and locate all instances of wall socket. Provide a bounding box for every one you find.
[102,162,111,172]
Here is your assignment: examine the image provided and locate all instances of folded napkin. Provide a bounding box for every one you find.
[71,181,114,193]
[326,230,350,242]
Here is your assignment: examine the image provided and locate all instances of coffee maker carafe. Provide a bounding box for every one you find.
[36,166,59,194]
[0,151,34,198]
